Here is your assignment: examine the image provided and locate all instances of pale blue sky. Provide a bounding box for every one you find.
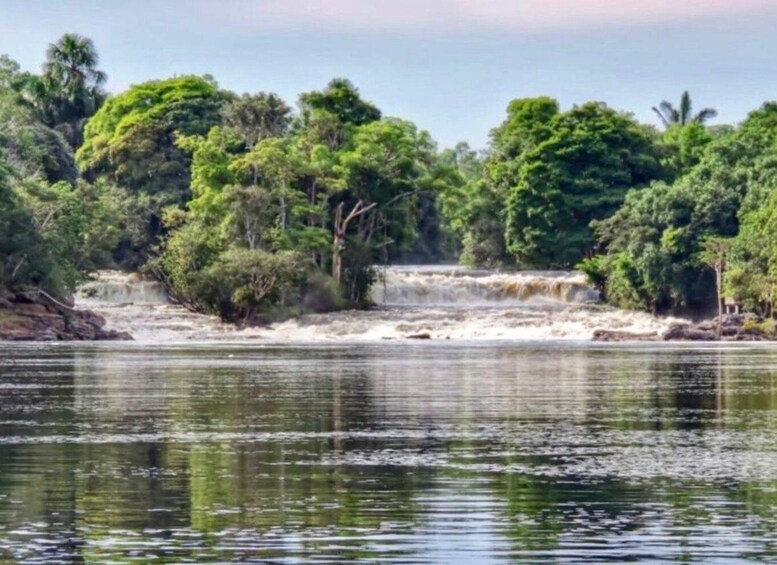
[1,0,777,149]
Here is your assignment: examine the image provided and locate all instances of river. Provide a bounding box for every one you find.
[2,342,777,562]
[2,269,775,562]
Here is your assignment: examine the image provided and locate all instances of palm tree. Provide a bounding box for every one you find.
[43,33,106,93]
[652,91,717,129]
[23,34,108,148]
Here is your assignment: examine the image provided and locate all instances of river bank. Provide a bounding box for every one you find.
[5,269,767,344]
[594,313,777,342]
[0,290,132,341]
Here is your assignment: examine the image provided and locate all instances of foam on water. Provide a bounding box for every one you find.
[371,265,600,306]
[76,271,241,341]
[75,267,683,342]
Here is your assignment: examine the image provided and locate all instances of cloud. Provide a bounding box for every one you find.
[194,0,777,34]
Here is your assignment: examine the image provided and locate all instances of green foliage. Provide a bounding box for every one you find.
[337,118,436,256]
[78,75,228,200]
[13,34,107,149]
[204,248,309,324]
[153,77,456,319]
[435,142,488,263]
[0,157,120,297]
[0,44,120,299]
[0,91,77,184]
[742,318,776,336]
[299,78,381,127]
[0,163,45,292]
[661,122,712,177]
[590,102,777,313]
[77,75,231,265]
[503,101,663,267]
[223,92,291,149]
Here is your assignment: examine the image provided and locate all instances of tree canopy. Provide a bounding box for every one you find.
[6,32,777,326]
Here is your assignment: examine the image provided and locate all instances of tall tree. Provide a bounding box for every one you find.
[501,101,663,267]
[223,93,291,150]
[43,33,106,93]
[699,237,732,337]
[653,91,717,129]
[77,75,232,266]
[21,34,107,148]
[299,78,381,127]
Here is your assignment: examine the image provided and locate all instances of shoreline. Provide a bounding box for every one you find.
[0,291,133,342]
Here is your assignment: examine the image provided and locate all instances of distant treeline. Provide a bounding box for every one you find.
[2,34,774,322]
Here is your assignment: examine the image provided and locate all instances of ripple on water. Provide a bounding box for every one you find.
[2,343,777,561]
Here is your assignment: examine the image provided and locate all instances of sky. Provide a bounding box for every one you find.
[1,0,777,149]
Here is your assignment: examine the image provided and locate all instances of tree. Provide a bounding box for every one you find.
[223,92,291,150]
[660,122,713,178]
[447,98,561,268]
[502,101,663,267]
[77,76,231,266]
[588,102,777,313]
[699,237,732,337]
[43,33,106,92]
[0,55,21,90]
[18,34,107,148]
[653,91,717,129]
[0,92,77,184]
[332,200,375,283]
[299,78,381,127]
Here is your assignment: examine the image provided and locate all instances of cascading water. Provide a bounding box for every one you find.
[76,267,682,342]
[75,271,240,341]
[371,266,600,306]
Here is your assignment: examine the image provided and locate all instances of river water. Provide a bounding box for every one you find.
[3,341,777,562]
[2,269,773,562]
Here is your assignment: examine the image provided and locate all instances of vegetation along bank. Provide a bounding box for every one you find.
[2,35,777,339]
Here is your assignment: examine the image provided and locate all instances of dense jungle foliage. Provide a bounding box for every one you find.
[3,34,777,322]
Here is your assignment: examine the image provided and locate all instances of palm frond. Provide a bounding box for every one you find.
[652,106,671,129]
[694,108,718,124]
[679,91,692,125]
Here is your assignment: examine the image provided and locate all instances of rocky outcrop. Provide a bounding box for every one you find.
[592,330,660,342]
[663,313,775,342]
[594,313,777,342]
[0,290,132,341]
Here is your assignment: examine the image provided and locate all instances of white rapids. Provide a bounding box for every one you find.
[76,272,241,342]
[75,267,684,343]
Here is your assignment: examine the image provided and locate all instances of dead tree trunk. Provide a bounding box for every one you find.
[332,200,376,284]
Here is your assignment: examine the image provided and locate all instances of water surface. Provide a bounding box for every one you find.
[2,342,777,562]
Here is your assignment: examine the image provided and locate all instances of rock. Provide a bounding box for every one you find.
[11,302,49,316]
[0,291,133,342]
[79,310,107,329]
[662,324,718,341]
[593,330,660,342]
[13,291,39,304]
[95,329,133,341]
[66,319,97,340]
[407,332,432,340]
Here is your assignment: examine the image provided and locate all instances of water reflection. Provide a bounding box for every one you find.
[2,343,777,561]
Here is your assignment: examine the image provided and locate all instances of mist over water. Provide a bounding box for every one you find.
[76,267,682,342]
[2,342,777,562]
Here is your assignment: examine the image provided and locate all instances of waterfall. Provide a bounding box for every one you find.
[77,271,169,306]
[370,266,600,306]
[75,272,238,342]
[76,267,681,342]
